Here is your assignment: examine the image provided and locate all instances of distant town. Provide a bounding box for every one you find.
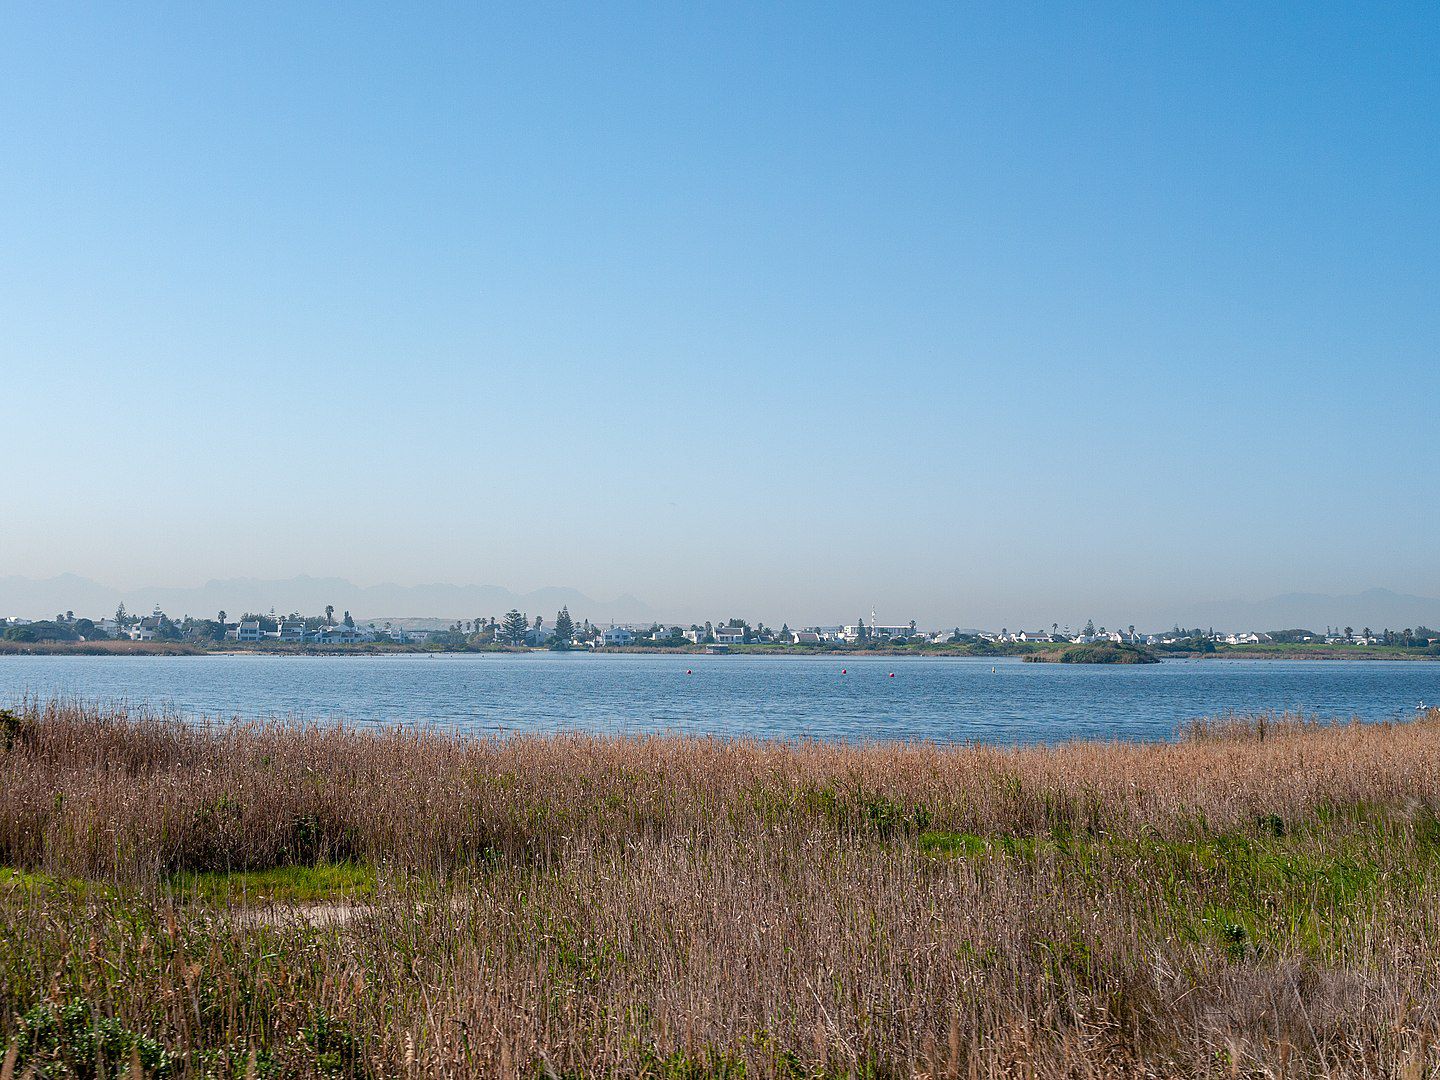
[3,603,1438,655]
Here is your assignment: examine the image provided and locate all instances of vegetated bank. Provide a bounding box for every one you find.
[7,637,1440,661]
[1023,642,1162,664]
[4,701,1440,1077]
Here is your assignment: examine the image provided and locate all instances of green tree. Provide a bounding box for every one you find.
[554,606,575,641]
[325,605,335,626]
[502,609,528,645]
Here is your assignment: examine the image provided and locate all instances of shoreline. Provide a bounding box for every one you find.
[2,640,1438,661]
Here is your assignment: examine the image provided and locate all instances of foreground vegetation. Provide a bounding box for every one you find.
[4,701,1440,1077]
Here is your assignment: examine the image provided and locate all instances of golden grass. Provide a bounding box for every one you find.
[2,700,1440,1077]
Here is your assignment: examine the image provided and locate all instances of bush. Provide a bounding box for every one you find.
[12,1001,174,1078]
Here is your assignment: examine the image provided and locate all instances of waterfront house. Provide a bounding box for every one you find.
[314,624,370,645]
[227,620,264,643]
[600,626,634,646]
[275,619,308,643]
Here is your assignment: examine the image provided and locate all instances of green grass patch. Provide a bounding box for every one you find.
[0,866,56,892]
[919,830,1087,861]
[917,822,1425,961]
[0,866,108,900]
[169,861,376,904]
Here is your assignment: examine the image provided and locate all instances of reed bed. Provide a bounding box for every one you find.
[3,699,1440,1078]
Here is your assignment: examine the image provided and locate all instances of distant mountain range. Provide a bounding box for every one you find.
[1183,588,1440,633]
[3,576,1437,634]
[0,574,655,625]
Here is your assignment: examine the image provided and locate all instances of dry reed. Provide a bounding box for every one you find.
[3,699,1440,1078]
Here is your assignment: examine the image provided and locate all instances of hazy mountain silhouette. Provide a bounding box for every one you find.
[0,574,654,625]
[1183,588,1440,633]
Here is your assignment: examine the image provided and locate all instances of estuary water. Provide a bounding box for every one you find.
[1,652,1437,744]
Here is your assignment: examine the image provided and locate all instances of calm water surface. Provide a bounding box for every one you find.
[2,653,1437,743]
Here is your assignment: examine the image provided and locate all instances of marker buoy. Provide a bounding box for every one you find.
[888,672,895,678]
[841,668,847,675]
[686,669,692,675]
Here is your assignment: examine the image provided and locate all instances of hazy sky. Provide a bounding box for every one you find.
[3,3,1438,628]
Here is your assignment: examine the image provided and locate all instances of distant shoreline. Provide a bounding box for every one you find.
[1,640,1438,661]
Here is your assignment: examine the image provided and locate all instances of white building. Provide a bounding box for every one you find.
[314,624,371,644]
[227,620,264,643]
[275,619,308,643]
[600,626,634,646]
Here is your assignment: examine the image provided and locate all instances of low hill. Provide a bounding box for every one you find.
[1025,642,1161,664]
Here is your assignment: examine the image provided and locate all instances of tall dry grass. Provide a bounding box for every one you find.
[3,699,1440,1077]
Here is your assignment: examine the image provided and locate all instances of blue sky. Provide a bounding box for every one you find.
[2,3,1437,627]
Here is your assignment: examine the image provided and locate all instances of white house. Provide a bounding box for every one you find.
[713,626,745,645]
[600,626,634,646]
[275,619,308,643]
[314,624,371,645]
[227,620,264,643]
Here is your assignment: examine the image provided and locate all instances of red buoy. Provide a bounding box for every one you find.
[686,669,692,675]
[889,672,895,678]
[841,668,847,675]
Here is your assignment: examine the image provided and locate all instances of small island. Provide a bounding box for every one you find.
[1024,642,1161,664]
